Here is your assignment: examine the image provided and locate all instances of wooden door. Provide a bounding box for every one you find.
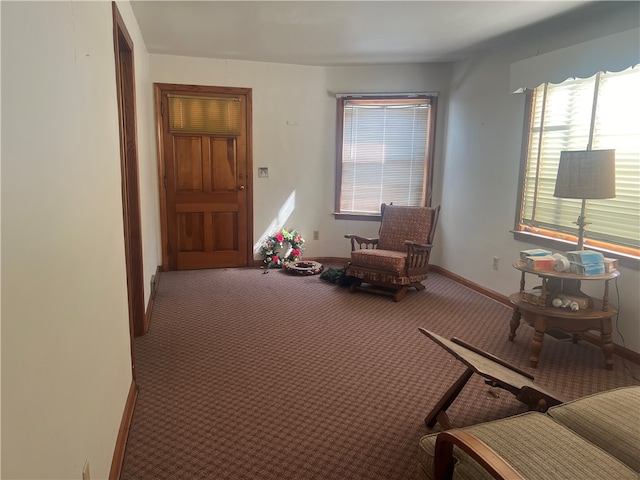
[155,84,253,270]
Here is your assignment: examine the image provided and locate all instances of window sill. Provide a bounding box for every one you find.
[512,230,639,270]
[333,212,381,221]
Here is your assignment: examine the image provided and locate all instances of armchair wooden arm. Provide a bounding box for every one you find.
[434,429,524,480]
[405,241,433,276]
[344,234,379,251]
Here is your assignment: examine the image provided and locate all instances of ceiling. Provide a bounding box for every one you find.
[130,1,594,66]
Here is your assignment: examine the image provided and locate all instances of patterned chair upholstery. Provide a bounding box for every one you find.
[417,386,640,480]
[344,203,440,302]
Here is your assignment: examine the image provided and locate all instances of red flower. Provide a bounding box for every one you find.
[291,249,301,258]
[275,233,284,243]
[272,255,279,264]
[295,234,301,243]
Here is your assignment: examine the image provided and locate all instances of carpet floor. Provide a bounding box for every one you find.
[120,267,639,479]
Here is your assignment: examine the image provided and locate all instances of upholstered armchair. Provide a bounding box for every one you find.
[344,203,440,302]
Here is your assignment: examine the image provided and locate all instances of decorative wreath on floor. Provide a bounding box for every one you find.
[260,228,305,269]
[285,261,324,276]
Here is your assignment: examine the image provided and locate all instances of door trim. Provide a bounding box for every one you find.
[113,2,146,338]
[153,83,254,270]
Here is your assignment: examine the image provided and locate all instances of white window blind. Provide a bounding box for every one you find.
[338,97,433,214]
[520,65,640,251]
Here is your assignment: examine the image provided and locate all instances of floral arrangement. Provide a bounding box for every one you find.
[260,228,305,269]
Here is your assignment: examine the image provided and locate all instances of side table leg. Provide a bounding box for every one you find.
[603,280,610,311]
[509,307,521,341]
[601,318,614,370]
[530,315,546,369]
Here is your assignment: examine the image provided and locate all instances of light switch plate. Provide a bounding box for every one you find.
[258,167,269,178]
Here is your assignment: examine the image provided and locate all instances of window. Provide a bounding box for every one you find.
[168,94,241,135]
[517,66,640,258]
[335,94,437,219]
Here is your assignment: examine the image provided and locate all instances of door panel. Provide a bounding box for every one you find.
[177,213,205,252]
[212,212,237,250]
[175,137,204,191]
[211,138,237,190]
[156,84,252,270]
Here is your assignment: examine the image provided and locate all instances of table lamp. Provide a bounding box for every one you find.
[553,149,616,250]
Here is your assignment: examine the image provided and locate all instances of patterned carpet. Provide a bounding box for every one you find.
[120,267,640,479]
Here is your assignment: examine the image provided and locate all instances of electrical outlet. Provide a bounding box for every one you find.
[313,230,319,240]
[492,256,499,270]
[82,460,90,480]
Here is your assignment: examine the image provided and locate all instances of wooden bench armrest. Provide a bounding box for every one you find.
[344,234,379,251]
[434,429,525,480]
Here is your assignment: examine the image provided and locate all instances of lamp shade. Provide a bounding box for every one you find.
[554,149,616,199]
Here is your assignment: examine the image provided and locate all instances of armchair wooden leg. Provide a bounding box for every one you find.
[394,286,409,302]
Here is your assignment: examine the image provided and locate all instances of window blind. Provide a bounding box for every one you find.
[339,98,431,214]
[520,66,640,250]
[168,94,241,135]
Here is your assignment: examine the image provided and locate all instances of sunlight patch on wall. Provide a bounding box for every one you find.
[253,190,296,254]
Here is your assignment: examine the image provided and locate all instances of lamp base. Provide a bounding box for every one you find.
[573,198,590,250]
[573,215,591,250]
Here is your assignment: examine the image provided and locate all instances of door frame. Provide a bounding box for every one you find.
[153,83,254,271]
[113,5,146,337]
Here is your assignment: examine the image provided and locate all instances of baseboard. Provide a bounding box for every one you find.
[109,267,159,477]
[582,332,640,365]
[143,266,161,334]
[432,265,640,365]
[109,378,138,480]
[430,265,511,307]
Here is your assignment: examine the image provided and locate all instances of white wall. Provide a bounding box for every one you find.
[150,56,451,259]
[439,3,640,352]
[151,4,639,354]
[1,1,159,478]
